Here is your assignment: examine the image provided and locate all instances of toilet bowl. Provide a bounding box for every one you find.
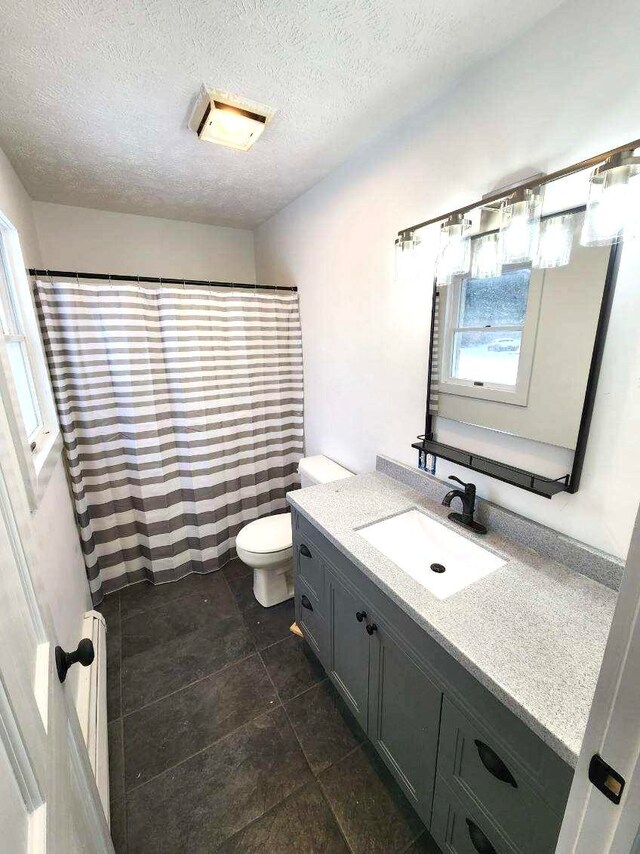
[236,455,353,608]
[236,513,294,608]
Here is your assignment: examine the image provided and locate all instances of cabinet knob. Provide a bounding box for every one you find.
[474,739,518,788]
[300,594,313,612]
[365,622,378,635]
[465,818,497,854]
[355,611,367,622]
[300,544,312,558]
[55,639,95,683]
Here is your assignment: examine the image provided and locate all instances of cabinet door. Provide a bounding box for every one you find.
[369,623,442,825]
[327,570,371,730]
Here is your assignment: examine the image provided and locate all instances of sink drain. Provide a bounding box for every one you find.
[430,563,446,574]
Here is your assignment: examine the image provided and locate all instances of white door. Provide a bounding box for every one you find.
[556,501,640,852]
[0,423,112,851]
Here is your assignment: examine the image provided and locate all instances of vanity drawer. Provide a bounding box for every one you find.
[294,530,325,610]
[432,775,516,854]
[294,576,327,666]
[438,699,564,853]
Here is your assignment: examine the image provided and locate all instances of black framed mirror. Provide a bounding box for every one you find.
[412,207,621,498]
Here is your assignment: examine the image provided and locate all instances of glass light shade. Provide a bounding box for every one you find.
[436,215,471,283]
[626,174,640,241]
[581,163,634,246]
[470,232,501,278]
[394,232,421,285]
[535,214,574,268]
[499,187,543,265]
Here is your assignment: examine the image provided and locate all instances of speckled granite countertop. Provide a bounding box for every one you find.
[287,471,617,767]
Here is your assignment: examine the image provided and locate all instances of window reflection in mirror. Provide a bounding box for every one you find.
[431,210,613,463]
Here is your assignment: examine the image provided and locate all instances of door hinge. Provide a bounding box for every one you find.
[588,754,625,804]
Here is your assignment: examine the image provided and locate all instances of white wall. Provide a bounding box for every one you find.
[33,201,256,283]
[255,0,640,560]
[0,147,92,652]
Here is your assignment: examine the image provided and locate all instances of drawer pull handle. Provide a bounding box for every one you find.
[300,594,313,612]
[475,739,518,788]
[366,622,378,635]
[355,611,367,622]
[466,818,497,854]
[300,544,312,558]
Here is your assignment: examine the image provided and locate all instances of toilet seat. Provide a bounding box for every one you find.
[236,512,292,556]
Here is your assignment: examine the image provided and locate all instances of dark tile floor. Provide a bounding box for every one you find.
[99,560,439,854]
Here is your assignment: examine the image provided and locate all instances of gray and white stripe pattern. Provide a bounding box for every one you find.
[35,280,303,602]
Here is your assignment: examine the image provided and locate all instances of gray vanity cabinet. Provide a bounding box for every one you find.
[291,509,573,852]
[326,569,371,730]
[326,565,441,823]
[368,619,442,823]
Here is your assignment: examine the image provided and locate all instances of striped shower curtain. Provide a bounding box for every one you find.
[35,279,303,603]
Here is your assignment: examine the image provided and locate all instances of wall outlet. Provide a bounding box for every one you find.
[418,450,436,474]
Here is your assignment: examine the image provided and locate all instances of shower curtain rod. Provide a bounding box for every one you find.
[28,268,297,292]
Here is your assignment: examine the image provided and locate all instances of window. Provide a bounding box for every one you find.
[0,232,43,446]
[0,213,59,508]
[440,258,542,406]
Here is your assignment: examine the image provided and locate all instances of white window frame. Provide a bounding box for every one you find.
[0,211,61,509]
[439,263,543,407]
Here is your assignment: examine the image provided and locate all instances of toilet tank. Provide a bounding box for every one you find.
[298,455,353,488]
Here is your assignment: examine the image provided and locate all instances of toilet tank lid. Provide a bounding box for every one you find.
[298,455,353,485]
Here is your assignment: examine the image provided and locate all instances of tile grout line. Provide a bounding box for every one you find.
[120,566,256,716]
[125,703,285,796]
[315,743,364,854]
[121,649,259,718]
[259,641,356,854]
[122,656,284,792]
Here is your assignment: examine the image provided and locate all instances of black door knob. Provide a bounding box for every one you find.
[300,544,312,557]
[300,594,313,611]
[366,623,378,635]
[355,611,367,622]
[55,639,95,683]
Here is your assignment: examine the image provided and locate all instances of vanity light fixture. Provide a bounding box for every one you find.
[436,214,472,283]
[499,186,544,265]
[394,230,421,285]
[581,149,640,246]
[535,213,574,269]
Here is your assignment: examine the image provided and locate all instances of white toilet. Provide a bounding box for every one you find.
[235,455,353,607]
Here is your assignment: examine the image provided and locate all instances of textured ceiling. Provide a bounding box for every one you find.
[0,0,563,228]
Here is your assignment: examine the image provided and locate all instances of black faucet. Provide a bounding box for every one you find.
[442,476,487,535]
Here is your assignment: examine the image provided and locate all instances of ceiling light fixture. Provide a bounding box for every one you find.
[581,149,640,246]
[190,88,274,152]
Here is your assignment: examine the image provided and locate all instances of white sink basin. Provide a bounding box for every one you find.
[357,509,506,599]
